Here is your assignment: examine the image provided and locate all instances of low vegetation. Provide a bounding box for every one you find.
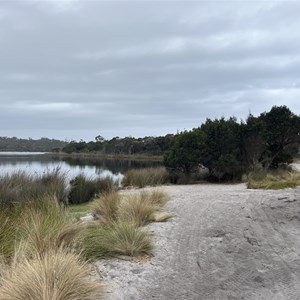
[80,222,153,259]
[0,194,101,300]
[68,174,116,204]
[0,169,172,299]
[80,189,171,259]
[90,190,171,226]
[122,167,169,187]
[0,168,68,209]
[0,248,100,300]
[246,169,300,189]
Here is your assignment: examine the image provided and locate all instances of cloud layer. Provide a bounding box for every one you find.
[1,0,300,141]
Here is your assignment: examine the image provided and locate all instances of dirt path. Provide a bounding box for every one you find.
[96,183,300,300]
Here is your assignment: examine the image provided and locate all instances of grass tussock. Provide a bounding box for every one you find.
[0,248,101,300]
[118,190,170,226]
[0,209,20,261]
[17,196,82,259]
[80,222,153,259]
[83,189,171,259]
[90,192,121,224]
[0,169,67,209]
[122,167,169,188]
[90,190,170,227]
[0,196,82,262]
[246,169,300,189]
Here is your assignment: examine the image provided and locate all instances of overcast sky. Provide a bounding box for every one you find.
[1,0,300,141]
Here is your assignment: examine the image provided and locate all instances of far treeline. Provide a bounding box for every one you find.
[0,137,67,152]
[62,134,174,156]
[62,106,300,182]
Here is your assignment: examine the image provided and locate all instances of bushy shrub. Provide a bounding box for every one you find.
[68,174,116,204]
[122,167,169,188]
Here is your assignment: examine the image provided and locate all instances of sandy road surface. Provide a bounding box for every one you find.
[96,183,300,300]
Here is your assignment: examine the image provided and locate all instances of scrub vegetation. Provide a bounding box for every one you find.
[164,105,300,185]
[122,167,169,187]
[0,168,172,299]
[81,189,171,259]
[245,169,300,189]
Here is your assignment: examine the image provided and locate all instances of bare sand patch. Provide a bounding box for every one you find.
[96,183,300,299]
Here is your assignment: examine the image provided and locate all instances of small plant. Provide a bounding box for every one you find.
[0,248,101,300]
[80,222,153,260]
[68,174,116,204]
[122,167,169,188]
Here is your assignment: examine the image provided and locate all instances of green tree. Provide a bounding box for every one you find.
[163,129,204,173]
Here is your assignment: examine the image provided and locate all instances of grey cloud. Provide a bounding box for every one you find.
[0,0,300,140]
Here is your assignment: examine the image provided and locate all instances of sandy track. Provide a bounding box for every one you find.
[96,183,300,300]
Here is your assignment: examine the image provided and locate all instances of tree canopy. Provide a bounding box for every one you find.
[164,106,300,181]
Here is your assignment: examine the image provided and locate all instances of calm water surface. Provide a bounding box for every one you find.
[0,152,163,183]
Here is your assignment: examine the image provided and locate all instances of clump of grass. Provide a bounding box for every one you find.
[0,208,20,261]
[247,170,300,189]
[80,222,153,260]
[0,169,68,209]
[68,174,116,204]
[0,195,82,262]
[0,248,101,300]
[17,196,82,258]
[122,167,169,188]
[118,194,159,227]
[118,190,170,226]
[90,192,121,224]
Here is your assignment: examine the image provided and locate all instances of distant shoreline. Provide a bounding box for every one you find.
[48,152,163,162]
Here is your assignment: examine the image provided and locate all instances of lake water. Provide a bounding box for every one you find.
[0,152,163,183]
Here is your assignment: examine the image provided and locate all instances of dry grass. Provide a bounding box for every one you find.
[122,167,169,188]
[151,212,174,222]
[247,170,300,189]
[0,196,82,262]
[118,190,171,226]
[0,209,20,261]
[118,194,159,226]
[0,169,68,209]
[0,248,101,300]
[90,192,121,224]
[17,196,82,258]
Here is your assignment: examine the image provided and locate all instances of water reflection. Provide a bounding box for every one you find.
[0,153,163,183]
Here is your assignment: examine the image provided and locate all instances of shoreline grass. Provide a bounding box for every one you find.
[0,170,172,299]
[122,167,169,188]
[246,169,300,189]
